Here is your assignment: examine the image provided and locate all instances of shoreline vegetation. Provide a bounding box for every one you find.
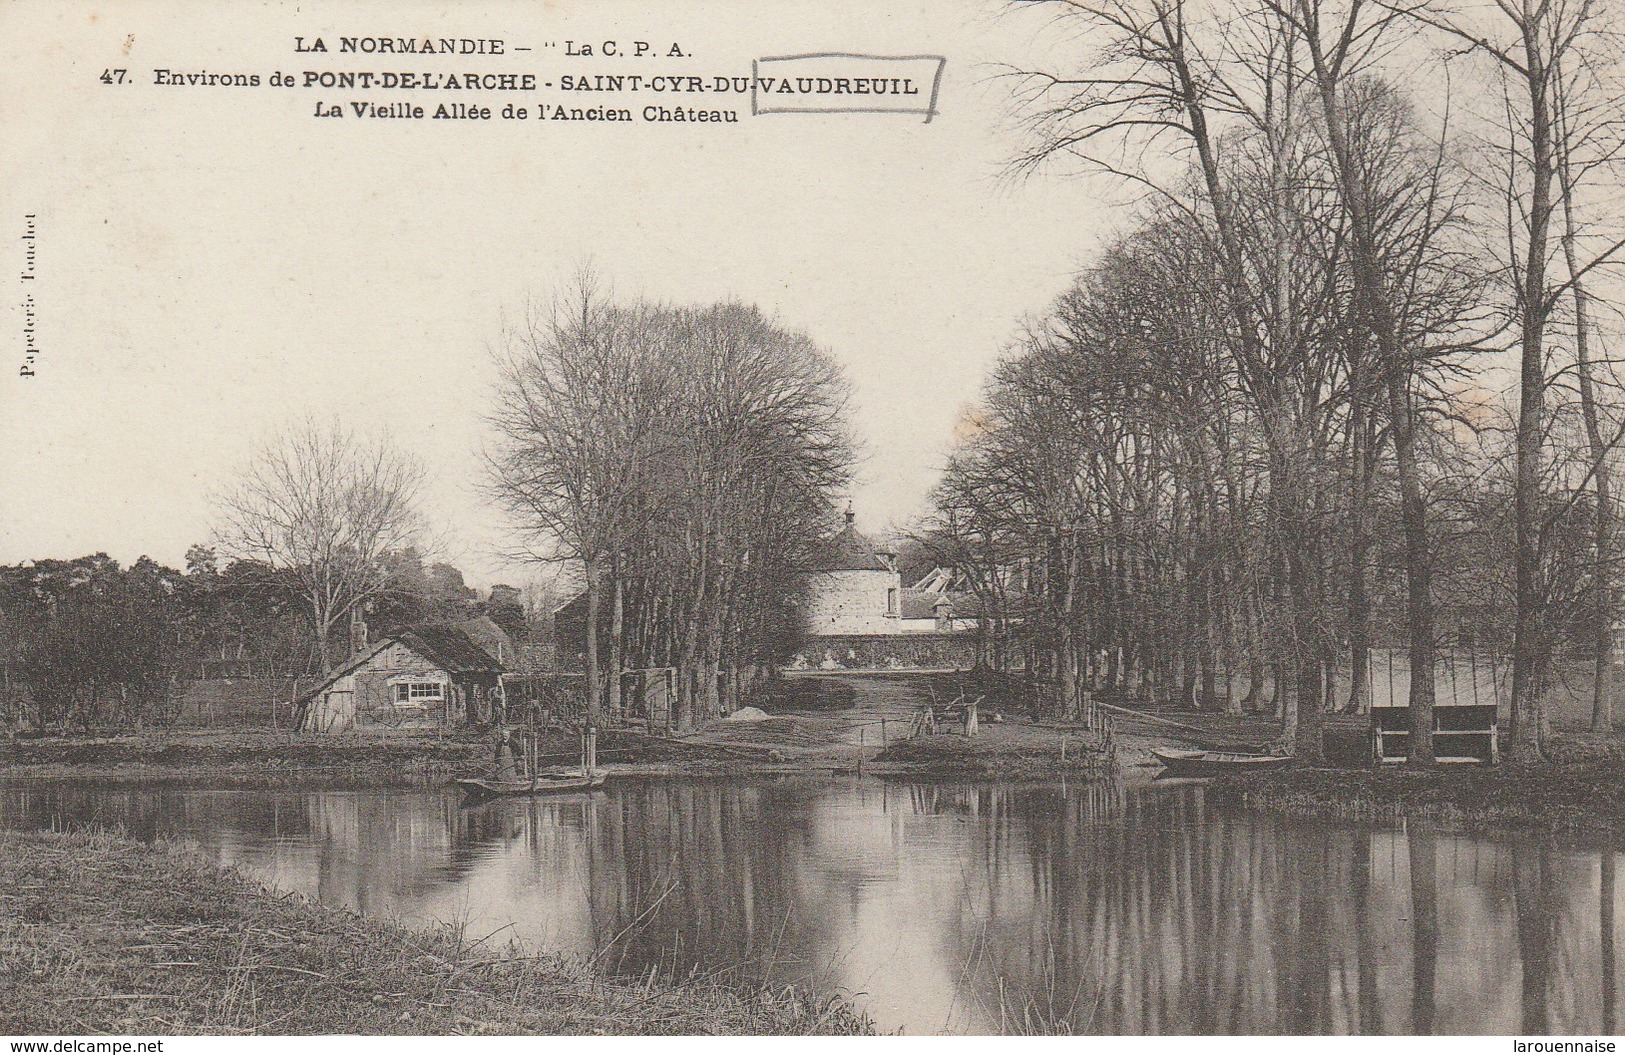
[0,724,1122,786]
[1208,741,1625,839]
[0,827,875,1036]
[11,706,1625,838]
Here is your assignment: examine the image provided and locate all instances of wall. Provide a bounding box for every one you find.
[354,665,455,728]
[172,677,300,728]
[787,633,981,671]
[804,569,902,636]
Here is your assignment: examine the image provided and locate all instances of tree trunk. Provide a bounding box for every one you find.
[584,558,602,725]
[1298,17,1435,764]
[1391,375,1437,765]
[1509,25,1557,764]
[1057,621,1078,718]
[1560,130,1616,734]
[1346,393,1373,716]
[608,565,624,718]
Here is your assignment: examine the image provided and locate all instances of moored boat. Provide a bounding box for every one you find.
[456,769,608,803]
[1151,748,1294,777]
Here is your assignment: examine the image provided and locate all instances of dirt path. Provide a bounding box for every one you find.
[677,673,932,760]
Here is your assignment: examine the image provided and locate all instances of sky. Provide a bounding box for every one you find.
[0,0,1117,587]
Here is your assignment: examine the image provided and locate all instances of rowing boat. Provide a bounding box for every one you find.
[455,769,608,802]
[1151,748,1294,777]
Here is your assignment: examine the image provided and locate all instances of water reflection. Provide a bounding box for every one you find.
[0,777,1618,1035]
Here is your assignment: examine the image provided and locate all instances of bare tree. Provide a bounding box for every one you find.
[1397,0,1621,759]
[1001,0,1362,756]
[214,417,425,671]
[1552,46,1625,732]
[488,279,853,730]
[487,272,674,724]
[1273,0,1488,762]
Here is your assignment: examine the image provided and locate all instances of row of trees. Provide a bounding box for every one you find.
[922,0,1625,762]
[6,323,848,733]
[487,275,856,730]
[0,542,519,730]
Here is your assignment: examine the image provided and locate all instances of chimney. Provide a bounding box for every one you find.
[845,500,855,528]
[349,607,369,657]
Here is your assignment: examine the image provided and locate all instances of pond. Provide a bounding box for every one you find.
[0,774,1617,1035]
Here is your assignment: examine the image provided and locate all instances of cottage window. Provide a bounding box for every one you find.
[887,588,898,615]
[395,681,445,705]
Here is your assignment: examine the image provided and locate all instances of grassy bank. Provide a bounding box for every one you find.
[0,728,778,787]
[0,827,874,1035]
[1209,735,1625,837]
[871,733,1117,779]
[0,675,1285,784]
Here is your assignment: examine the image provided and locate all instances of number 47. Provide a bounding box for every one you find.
[100,68,127,84]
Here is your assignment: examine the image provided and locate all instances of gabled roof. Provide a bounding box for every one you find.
[400,623,507,675]
[297,623,506,702]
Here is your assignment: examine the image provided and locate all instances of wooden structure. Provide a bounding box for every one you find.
[620,667,676,726]
[297,624,506,733]
[910,692,987,738]
[1372,703,1499,764]
[456,726,603,803]
[501,671,586,726]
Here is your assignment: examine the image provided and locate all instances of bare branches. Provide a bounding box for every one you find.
[485,276,855,727]
[212,417,425,670]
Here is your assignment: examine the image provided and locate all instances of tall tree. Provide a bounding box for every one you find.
[487,272,674,724]
[488,280,853,729]
[213,417,424,671]
[1398,0,1618,760]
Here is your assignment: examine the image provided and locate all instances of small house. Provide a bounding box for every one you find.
[298,623,507,733]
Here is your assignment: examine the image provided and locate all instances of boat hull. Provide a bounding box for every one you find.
[1151,749,1294,777]
[456,771,607,802]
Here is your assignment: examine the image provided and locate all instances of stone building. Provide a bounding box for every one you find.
[803,506,904,636]
[802,508,992,639]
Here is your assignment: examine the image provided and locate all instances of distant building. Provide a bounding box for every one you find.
[298,621,508,733]
[544,508,994,672]
[803,507,986,638]
[804,506,902,635]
